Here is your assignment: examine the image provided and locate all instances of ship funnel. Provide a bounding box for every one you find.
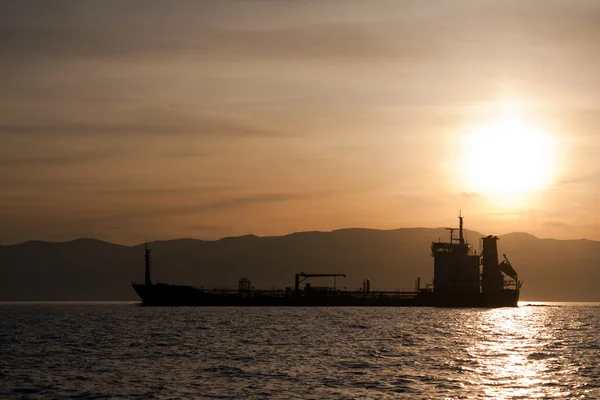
[481,235,503,292]
[145,243,152,286]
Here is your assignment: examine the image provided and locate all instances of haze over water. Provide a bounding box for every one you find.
[2,303,599,399]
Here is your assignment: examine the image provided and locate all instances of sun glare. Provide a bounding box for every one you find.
[460,103,558,198]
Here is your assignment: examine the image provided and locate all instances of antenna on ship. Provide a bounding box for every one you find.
[145,243,152,286]
[458,210,465,245]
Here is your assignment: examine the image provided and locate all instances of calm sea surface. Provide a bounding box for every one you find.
[1,302,599,399]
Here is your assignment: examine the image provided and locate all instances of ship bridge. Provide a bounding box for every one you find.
[431,214,480,293]
[431,242,471,256]
[431,217,475,257]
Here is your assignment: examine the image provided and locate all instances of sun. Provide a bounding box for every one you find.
[460,104,558,197]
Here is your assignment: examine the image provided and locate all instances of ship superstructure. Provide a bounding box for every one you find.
[421,213,521,306]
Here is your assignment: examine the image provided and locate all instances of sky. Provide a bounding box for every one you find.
[1,0,599,245]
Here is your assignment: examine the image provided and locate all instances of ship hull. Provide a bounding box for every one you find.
[133,283,420,307]
[415,289,520,308]
[132,283,519,307]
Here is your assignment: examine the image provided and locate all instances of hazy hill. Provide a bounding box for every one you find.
[1,228,598,301]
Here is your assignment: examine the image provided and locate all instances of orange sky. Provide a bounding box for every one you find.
[1,0,599,245]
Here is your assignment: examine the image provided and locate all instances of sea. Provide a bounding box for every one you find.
[1,302,599,399]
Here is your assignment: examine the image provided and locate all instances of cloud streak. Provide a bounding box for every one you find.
[0,115,284,138]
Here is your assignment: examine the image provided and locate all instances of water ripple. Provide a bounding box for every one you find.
[1,303,599,399]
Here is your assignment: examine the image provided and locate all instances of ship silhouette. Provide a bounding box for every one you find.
[132,214,520,307]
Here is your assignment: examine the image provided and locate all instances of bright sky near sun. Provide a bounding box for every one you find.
[1,0,599,244]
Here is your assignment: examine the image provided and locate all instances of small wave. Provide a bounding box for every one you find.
[12,388,40,394]
[339,361,376,369]
[348,324,369,329]
[522,303,562,307]
[391,377,417,386]
[528,352,553,360]
[67,375,91,382]
[202,365,251,378]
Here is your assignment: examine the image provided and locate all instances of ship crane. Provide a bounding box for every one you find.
[294,272,346,293]
[499,254,522,288]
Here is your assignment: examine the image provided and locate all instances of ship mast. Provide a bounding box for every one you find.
[459,210,465,245]
[145,243,152,286]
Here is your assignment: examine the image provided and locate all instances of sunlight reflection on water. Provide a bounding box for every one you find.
[469,306,595,399]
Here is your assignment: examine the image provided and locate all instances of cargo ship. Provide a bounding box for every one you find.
[132,214,521,307]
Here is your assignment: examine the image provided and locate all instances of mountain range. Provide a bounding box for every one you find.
[1,228,598,301]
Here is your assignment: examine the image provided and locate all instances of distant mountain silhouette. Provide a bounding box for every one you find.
[1,228,598,301]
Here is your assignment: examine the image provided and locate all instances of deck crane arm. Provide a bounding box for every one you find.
[498,254,519,281]
[294,272,346,292]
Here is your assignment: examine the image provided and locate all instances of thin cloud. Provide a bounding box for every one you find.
[197,193,316,212]
[188,224,228,232]
[0,147,121,168]
[553,173,600,187]
[1,191,336,227]
[98,184,241,196]
[543,220,573,229]
[460,192,481,198]
[0,117,283,138]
